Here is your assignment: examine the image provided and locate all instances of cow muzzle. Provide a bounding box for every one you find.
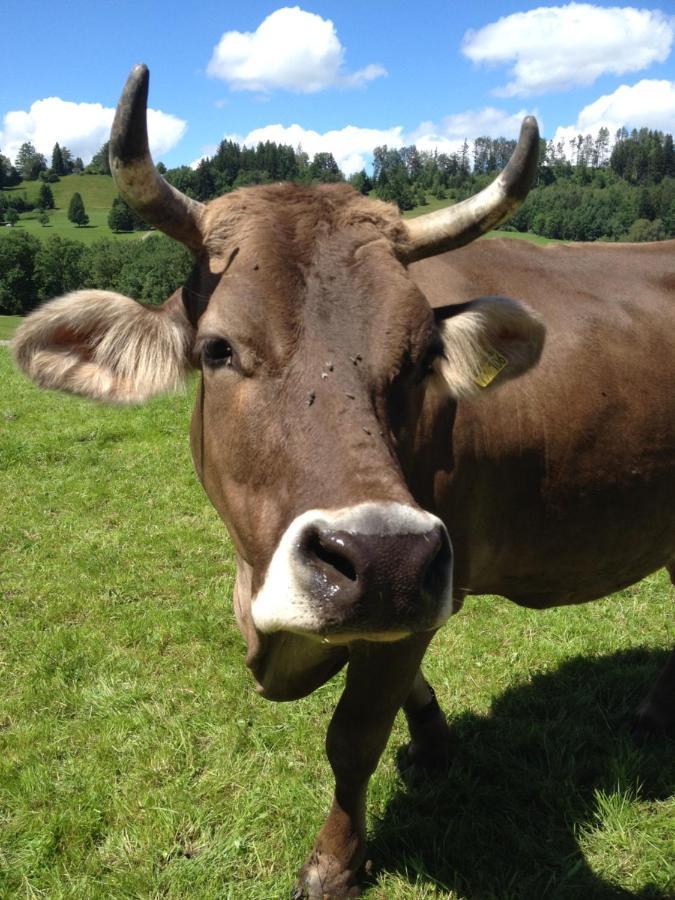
[251,502,454,641]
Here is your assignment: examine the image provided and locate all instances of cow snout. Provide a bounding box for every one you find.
[251,502,454,640]
[299,523,450,609]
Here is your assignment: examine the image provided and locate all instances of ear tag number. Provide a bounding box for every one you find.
[474,345,508,388]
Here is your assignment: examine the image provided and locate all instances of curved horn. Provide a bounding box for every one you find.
[109,64,205,252]
[400,116,540,264]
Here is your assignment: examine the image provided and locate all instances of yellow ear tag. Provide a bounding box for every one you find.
[473,345,508,388]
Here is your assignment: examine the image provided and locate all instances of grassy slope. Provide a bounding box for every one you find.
[1,347,673,899]
[1,175,139,244]
[1,179,556,247]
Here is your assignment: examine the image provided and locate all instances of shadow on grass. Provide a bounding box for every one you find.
[371,649,673,899]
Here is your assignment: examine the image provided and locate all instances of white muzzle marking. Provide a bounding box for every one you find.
[251,501,454,637]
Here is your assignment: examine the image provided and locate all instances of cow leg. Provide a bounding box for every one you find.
[632,561,675,740]
[633,648,675,740]
[295,633,432,899]
[401,670,453,773]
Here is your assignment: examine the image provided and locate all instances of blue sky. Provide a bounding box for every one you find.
[1,1,675,173]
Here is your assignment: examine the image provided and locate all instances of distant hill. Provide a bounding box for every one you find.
[1,174,140,244]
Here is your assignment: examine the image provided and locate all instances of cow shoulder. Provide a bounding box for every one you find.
[13,289,194,404]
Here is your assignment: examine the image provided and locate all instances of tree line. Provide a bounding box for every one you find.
[0,231,192,315]
[0,140,116,187]
[2,125,675,315]
[156,126,675,242]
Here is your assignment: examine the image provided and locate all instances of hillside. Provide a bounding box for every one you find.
[1,175,469,245]
[1,175,140,244]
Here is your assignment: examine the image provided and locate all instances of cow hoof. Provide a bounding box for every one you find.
[630,706,675,744]
[294,852,363,898]
[397,738,452,780]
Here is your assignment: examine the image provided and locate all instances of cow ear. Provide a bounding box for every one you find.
[13,289,195,404]
[432,297,545,398]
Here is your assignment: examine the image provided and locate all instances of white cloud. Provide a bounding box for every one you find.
[552,79,675,150]
[207,7,386,93]
[409,107,538,156]
[0,97,186,165]
[462,3,673,97]
[224,123,404,175]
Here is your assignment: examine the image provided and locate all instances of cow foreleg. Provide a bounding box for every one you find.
[295,634,432,899]
[401,670,453,773]
[633,648,675,740]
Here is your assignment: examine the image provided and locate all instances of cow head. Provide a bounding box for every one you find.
[13,66,544,697]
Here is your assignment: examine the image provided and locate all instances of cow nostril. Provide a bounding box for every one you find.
[303,528,358,582]
[421,527,452,596]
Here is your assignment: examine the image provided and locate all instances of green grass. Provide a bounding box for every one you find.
[1,175,140,244]
[1,348,673,898]
[0,316,21,340]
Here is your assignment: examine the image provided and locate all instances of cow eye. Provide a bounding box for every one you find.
[202,338,233,368]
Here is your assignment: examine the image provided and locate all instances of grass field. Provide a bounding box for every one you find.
[0,316,21,340]
[1,175,140,244]
[1,347,673,899]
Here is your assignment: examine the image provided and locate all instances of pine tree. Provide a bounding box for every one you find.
[37,183,55,210]
[51,143,65,176]
[67,192,89,227]
[61,146,74,174]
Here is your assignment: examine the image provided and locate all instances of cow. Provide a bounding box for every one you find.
[13,66,675,899]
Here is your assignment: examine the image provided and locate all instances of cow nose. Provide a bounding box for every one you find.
[297,521,452,625]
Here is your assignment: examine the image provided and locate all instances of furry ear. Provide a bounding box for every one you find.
[13,289,194,404]
[432,296,545,398]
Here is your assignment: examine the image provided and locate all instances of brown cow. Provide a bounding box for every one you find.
[13,66,675,898]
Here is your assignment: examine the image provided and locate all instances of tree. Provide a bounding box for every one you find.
[108,198,135,232]
[309,152,343,183]
[15,141,47,180]
[37,183,55,210]
[0,152,19,187]
[34,235,86,300]
[61,146,74,175]
[86,141,111,175]
[51,142,65,175]
[0,231,40,313]
[67,192,89,226]
[38,210,50,227]
[348,170,372,195]
[72,157,84,175]
[623,218,666,242]
[6,208,19,225]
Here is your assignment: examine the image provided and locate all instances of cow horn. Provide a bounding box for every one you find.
[399,117,540,263]
[109,64,205,252]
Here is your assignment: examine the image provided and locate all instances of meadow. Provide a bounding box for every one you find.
[1,175,140,245]
[1,174,558,249]
[0,341,673,898]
